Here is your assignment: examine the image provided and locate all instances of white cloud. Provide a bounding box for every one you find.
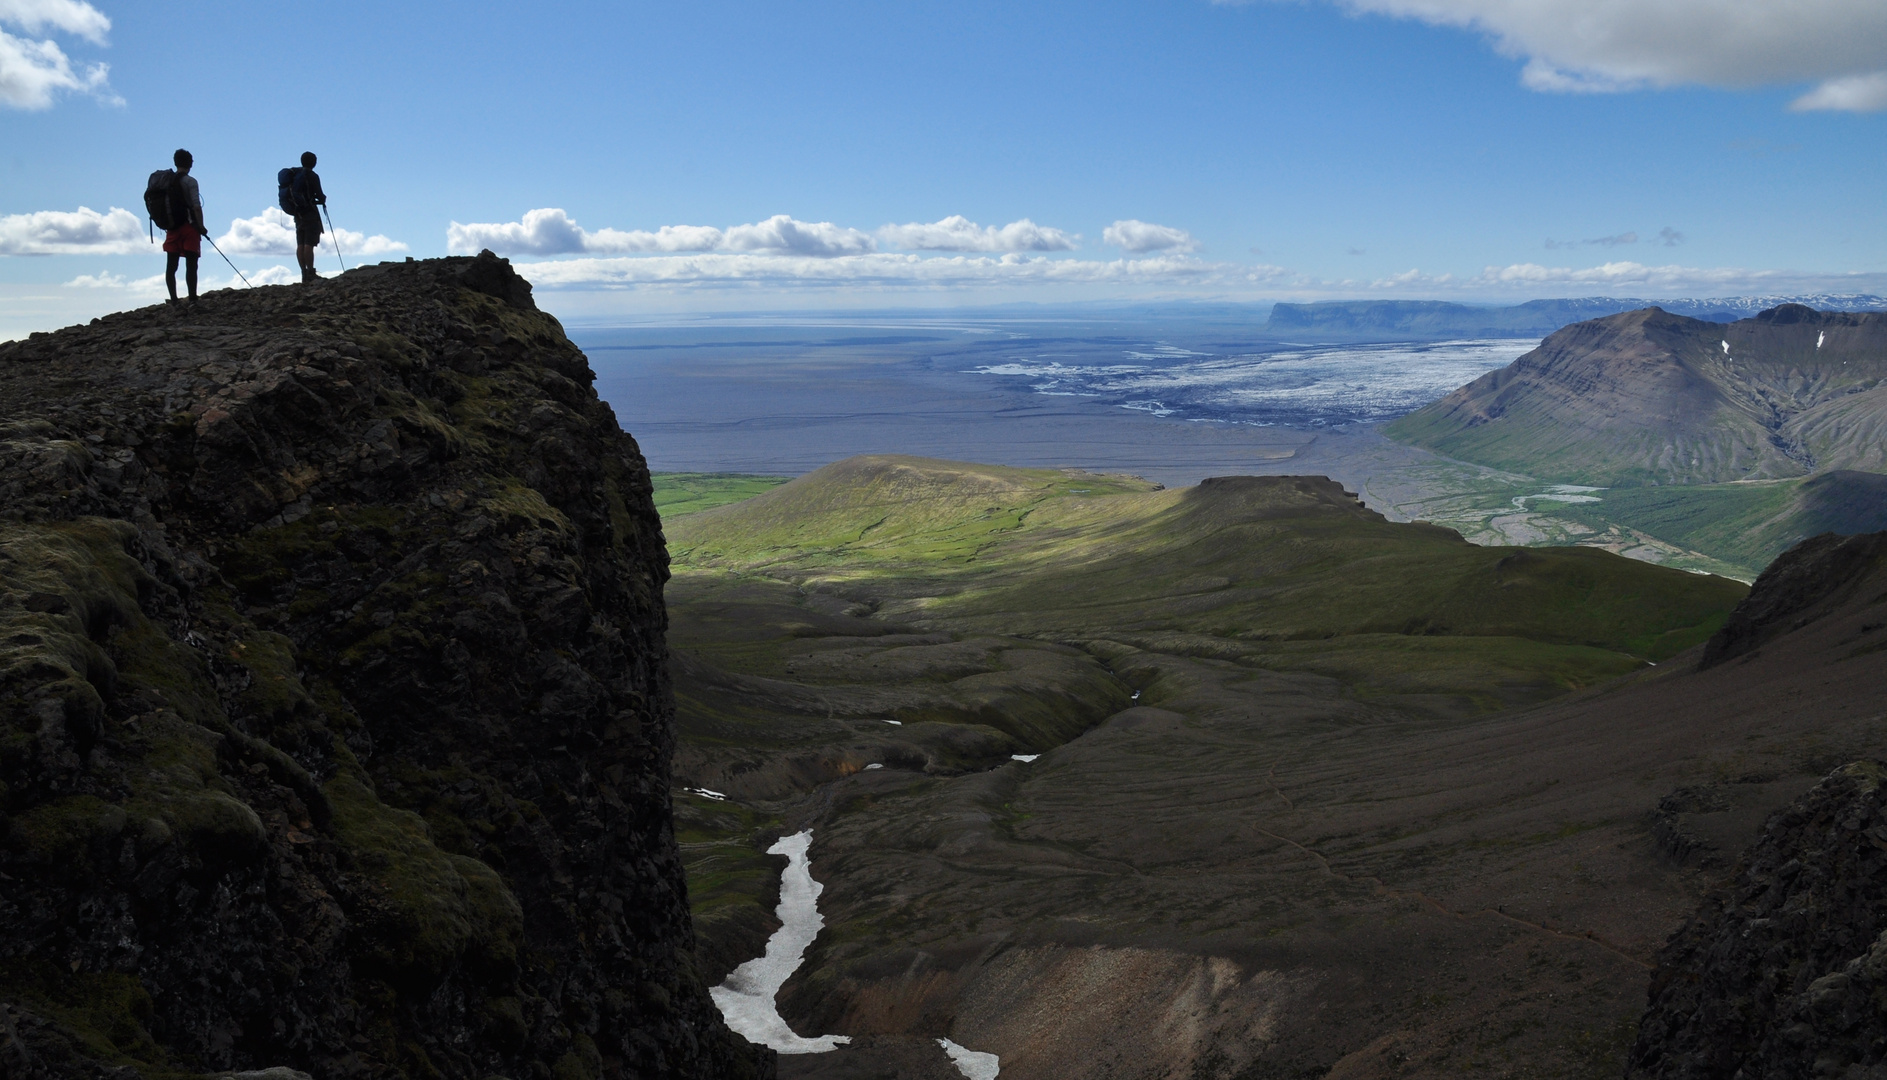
[243,264,300,286]
[516,251,1223,291]
[1791,71,1887,112]
[0,1,110,42]
[1222,0,1887,111]
[63,264,295,294]
[1104,219,1200,255]
[721,215,876,257]
[446,207,724,256]
[217,207,406,258]
[0,0,114,109]
[0,205,144,254]
[877,216,1078,253]
[63,269,144,289]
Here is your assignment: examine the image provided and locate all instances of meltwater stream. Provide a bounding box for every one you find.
[711,830,1002,1076]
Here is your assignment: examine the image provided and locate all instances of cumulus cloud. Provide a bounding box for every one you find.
[516,251,1223,291]
[1103,220,1200,254]
[0,205,144,254]
[1791,71,1887,111]
[721,215,875,257]
[446,208,723,256]
[0,0,109,41]
[0,0,115,109]
[876,216,1077,253]
[1220,0,1887,111]
[63,269,145,288]
[218,207,407,258]
[447,210,876,258]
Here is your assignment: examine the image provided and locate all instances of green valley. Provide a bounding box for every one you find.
[657,455,1793,1079]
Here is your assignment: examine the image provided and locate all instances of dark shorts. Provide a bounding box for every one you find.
[295,212,323,246]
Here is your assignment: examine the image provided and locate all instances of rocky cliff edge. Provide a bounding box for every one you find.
[0,255,771,1080]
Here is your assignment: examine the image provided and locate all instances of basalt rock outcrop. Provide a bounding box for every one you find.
[0,255,771,1079]
[1626,762,1887,1079]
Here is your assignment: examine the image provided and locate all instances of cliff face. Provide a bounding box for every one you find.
[0,255,771,1079]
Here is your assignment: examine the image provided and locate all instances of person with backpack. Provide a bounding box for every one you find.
[279,151,327,284]
[151,149,207,304]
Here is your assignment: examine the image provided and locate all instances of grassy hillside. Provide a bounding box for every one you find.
[652,472,791,518]
[671,456,1743,678]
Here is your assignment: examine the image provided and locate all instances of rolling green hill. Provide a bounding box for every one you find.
[671,455,1743,670]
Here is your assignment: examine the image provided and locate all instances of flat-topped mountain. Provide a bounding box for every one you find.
[1387,304,1887,486]
[0,256,768,1079]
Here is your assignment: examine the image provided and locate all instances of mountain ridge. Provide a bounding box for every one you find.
[1266,295,1887,341]
[1386,303,1887,486]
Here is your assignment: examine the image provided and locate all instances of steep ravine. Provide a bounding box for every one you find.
[0,255,772,1079]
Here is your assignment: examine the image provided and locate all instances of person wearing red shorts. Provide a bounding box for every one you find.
[161,148,206,304]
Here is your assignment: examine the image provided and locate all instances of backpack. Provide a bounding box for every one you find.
[144,169,188,231]
[277,167,300,215]
[278,167,320,217]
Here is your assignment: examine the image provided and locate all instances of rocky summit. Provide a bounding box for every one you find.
[0,255,771,1080]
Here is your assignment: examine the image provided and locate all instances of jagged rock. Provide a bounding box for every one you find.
[1626,762,1887,1078]
[0,255,772,1079]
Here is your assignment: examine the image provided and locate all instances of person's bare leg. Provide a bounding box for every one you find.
[165,251,180,301]
[184,254,199,299]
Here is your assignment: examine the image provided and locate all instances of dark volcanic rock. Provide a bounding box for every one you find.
[1627,762,1887,1079]
[1700,531,1887,669]
[0,256,771,1079]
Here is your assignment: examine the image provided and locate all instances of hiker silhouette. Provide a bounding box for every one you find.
[152,149,206,303]
[279,151,327,284]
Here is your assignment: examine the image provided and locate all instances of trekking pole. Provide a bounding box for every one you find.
[322,205,347,272]
[204,234,252,288]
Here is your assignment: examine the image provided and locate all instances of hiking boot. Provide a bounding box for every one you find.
[301,268,320,284]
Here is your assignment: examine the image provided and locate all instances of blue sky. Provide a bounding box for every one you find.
[3,0,1884,335]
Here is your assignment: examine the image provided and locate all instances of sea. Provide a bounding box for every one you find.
[567,310,1536,488]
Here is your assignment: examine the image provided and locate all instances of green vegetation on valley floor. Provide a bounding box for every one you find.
[659,455,1769,1075]
[652,472,791,518]
[1364,463,1887,581]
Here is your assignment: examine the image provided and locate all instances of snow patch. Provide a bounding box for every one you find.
[937,1038,1001,1079]
[686,787,727,801]
[710,831,853,1054]
[1011,754,1039,763]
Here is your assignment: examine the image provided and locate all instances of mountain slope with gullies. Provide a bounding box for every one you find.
[0,256,770,1080]
[657,456,1792,1078]
[1386,304,1887,486]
